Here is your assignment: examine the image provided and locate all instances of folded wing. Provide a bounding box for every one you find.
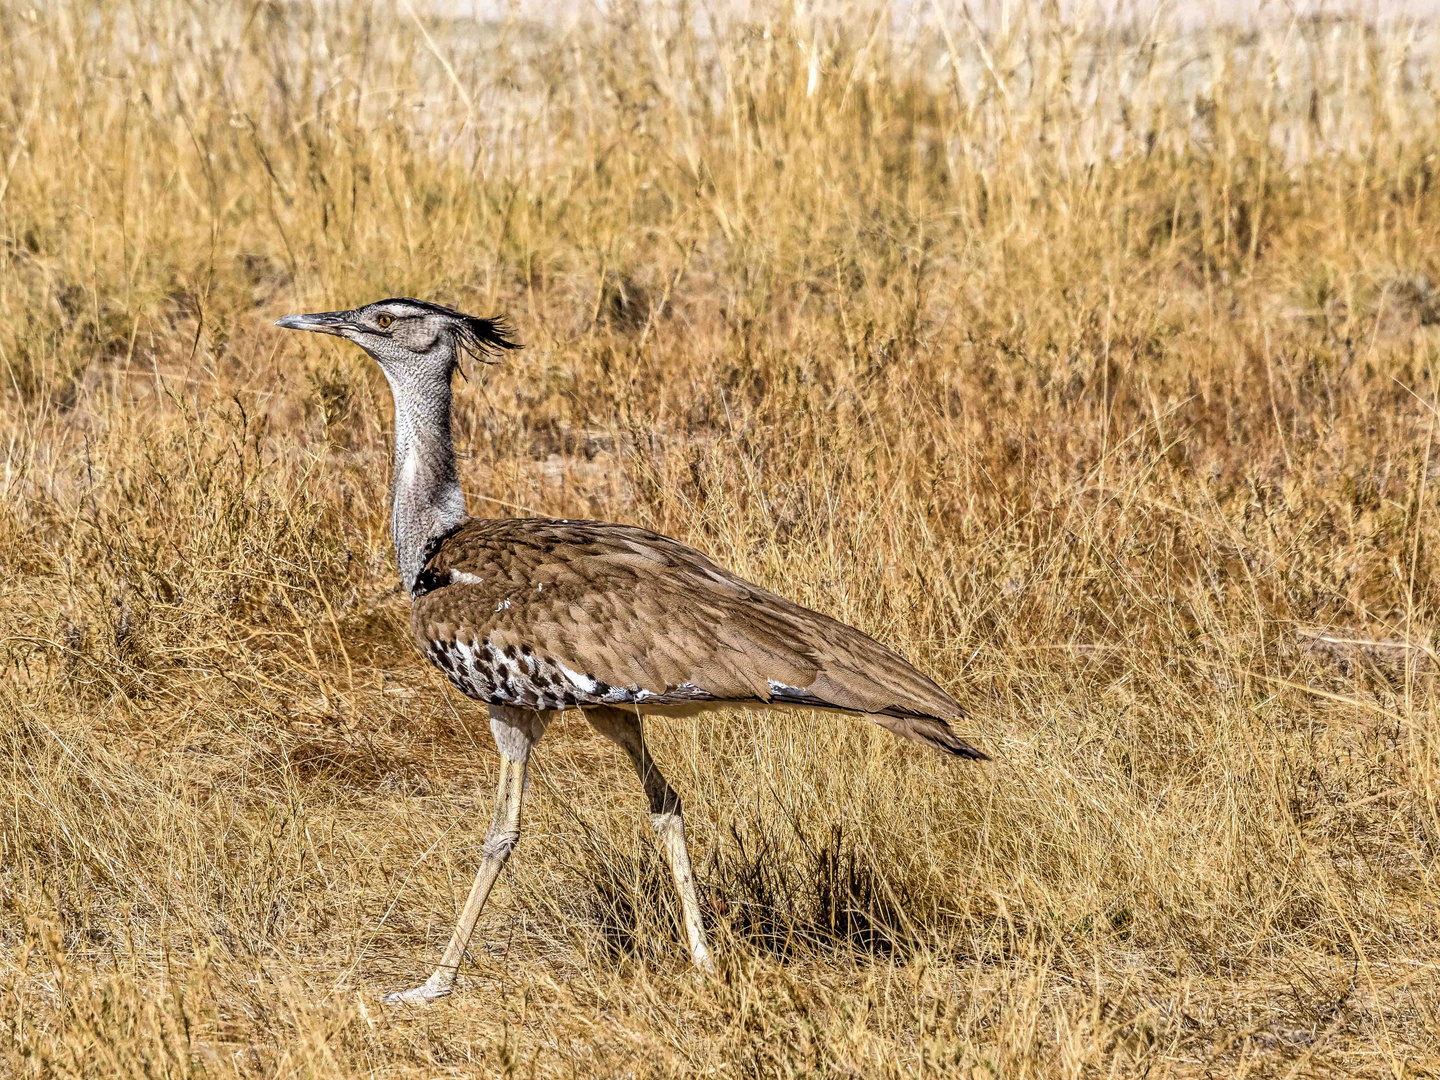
[411,518,985,759]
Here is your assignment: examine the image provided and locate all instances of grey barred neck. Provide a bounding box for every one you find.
[381,360,467,596]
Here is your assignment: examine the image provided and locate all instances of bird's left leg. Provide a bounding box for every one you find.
[385,706,550,1004]
[585,705,714,972]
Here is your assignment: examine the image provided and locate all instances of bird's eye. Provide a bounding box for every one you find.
[377,314,393,329]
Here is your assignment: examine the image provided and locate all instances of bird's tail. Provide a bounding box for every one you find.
[868,713,989,760]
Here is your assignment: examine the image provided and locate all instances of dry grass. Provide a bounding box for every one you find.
[3,1,1440,1075]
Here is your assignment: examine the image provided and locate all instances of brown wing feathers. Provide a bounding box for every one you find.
[411,518,985,759]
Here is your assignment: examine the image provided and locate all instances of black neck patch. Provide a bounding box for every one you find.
[410,522,466,599]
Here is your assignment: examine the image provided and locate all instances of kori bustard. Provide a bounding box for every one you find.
[277,298,986,1003]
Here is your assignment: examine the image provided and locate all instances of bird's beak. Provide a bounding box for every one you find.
[275,310,358,336]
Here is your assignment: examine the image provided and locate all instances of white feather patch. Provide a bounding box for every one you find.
[556,662,598,694]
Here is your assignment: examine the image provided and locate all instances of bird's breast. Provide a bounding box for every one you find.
[424,636,588,710]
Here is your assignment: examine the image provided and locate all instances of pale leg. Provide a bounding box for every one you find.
[385,706,550,1004]
[585,706,714,972]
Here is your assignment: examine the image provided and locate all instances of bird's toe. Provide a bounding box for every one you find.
[382,977,454,1005]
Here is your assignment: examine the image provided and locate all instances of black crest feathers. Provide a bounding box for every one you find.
[457,314,520,366]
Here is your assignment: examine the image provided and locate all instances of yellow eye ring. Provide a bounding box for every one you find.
[377,314,393,329]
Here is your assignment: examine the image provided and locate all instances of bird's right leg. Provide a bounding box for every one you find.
[585,706,714,973]
[385,706,548,1004]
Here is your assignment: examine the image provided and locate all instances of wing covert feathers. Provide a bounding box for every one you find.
[410,517,986,759]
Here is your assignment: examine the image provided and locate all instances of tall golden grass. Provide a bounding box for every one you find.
[2,0,1439,1074]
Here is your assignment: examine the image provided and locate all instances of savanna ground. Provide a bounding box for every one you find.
[2,1,1440,1075]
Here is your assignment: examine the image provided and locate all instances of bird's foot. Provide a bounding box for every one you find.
[691,944,717,976]
[382,974,455,1005]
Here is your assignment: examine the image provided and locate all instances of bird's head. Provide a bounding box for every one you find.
[276,298,519,386]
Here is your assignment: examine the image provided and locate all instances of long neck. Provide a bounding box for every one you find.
[384,368,467,595]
